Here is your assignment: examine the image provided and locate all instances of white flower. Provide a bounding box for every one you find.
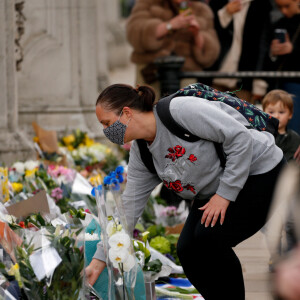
[24,160,39,170]
[123,254,135,272]
[3,214,17,224]
[108,231,130,251]
[12,162,25,174]
[106,221,117,237]
[109,248,129,267]
[85,233,100,241]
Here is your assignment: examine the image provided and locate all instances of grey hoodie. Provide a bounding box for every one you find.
[93,96,283,261]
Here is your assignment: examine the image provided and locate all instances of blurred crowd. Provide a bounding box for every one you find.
[125,0,300,133]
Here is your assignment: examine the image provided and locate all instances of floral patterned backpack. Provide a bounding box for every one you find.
[137,82,279,173]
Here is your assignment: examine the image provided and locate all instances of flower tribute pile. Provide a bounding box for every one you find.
[0,129,201,299]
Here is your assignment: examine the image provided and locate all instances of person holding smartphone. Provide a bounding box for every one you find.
[208,0,273,104]
[267,0,300,134]
[125,0,220,100]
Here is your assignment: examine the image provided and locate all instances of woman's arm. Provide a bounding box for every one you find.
[89,141,161,281]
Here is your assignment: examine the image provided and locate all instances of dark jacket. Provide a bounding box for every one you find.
[266,14,300,89]
[208,0,272,90]
[276,129,300,161]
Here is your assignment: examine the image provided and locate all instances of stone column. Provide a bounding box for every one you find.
[0,0,32,165]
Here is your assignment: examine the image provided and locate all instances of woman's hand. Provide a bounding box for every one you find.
[170,14,195,30]
[85,258,106,286]
[199,194,230,227]
[271,35,293,56]
[226,0,242,15]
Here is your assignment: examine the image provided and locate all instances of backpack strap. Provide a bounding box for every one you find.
[136,139,157,174]
[156,95,227,168]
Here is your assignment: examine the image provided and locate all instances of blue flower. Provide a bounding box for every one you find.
[115,165,124,175]
[91,185,103,197]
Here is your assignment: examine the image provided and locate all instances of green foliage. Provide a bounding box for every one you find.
[146,224,166,240]
[149,236,171,254]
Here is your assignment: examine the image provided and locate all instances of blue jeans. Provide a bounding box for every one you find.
[284,82,300,134]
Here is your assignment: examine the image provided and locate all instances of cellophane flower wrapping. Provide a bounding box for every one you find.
[7,213,86,300]
[93,177,138,300]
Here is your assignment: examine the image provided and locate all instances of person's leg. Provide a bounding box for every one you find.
[177,201,245,300]
[177,158,285,300]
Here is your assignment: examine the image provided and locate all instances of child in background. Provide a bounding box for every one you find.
[262,90,300,268]
[263,89,300,162]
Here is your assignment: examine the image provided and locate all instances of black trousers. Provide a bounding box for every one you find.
[177,158,286,300]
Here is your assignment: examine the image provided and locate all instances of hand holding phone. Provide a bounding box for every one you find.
[274,29,287,43]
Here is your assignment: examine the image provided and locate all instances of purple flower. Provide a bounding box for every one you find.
[133,229,140,239]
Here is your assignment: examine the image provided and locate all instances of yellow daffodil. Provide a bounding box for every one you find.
[84,134,94,146]
[25,168,37,178]
[11,182,23,194]
[62,134,75,145]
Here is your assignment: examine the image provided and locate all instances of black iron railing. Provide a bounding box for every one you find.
[155,56,300,96]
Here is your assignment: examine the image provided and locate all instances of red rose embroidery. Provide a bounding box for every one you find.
[163,180,169,189]
[169,180,184,193]
[165,145,186,161]
[188,154,197,162]
[184,184,196,194]
[174,145,185,157]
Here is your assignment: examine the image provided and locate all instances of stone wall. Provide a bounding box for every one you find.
[0,0,130,165]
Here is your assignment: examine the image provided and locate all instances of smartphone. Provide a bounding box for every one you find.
[179,1,190,14]
[274,29,287,43]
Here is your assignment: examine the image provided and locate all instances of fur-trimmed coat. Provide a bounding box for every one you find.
[126,0,220,71]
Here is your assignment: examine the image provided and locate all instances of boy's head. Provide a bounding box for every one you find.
[275,0,300,18]
[262,89,294,133]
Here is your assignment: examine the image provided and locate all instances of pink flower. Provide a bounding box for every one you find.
[51,187,63,202]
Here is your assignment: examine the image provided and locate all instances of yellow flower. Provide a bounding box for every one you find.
[62,134,75,145]
[11,182,23,194]
[89,174,102,187]
[84,135,94,146]
[33,136,39,143]
[25,168,37,178]
[0,167,9,203]
[8,263,22,287]
[67,144,74,151]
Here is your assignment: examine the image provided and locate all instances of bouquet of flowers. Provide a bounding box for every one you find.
[0,211,86,300]
[91,166,142,300]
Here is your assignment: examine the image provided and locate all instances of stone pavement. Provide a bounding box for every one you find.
[235,231,274,300]
[108,63,275,300]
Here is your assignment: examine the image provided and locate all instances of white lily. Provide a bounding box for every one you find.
[108,231,130,251]
[109,248,129,267]
[123,254,135,272]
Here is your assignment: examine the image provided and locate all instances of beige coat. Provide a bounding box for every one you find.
[126,0,220,71]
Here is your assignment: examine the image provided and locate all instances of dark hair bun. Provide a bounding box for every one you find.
[137,85,155,111]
